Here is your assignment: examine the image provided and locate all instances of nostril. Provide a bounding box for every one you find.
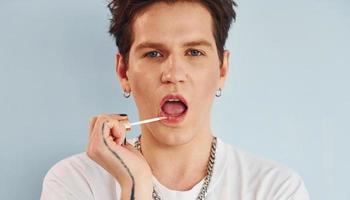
[161,69,187,84]
[161,72,175,83]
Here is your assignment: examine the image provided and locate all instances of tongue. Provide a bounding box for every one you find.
[162,102,186,116]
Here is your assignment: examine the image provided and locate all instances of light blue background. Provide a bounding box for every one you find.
[0,0,349,199]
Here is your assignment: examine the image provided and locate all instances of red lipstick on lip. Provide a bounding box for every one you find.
[159,94,188,124]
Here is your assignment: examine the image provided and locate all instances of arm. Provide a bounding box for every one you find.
[87,114,153,200]
[40,173,80,200]
[287,177,310,200]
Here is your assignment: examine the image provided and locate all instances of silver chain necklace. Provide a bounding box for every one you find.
[134,136,217,200]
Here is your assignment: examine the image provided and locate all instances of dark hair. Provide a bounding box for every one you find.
[108,0,237,65]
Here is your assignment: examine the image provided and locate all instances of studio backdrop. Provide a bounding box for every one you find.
[0,0,349,199]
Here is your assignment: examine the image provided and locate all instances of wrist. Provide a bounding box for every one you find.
[120,175,153,200]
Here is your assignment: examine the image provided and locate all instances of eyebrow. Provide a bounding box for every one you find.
[183,40,213,49]
[134,39,213,52]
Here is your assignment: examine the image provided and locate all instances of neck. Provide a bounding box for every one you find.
[138,129,214,191]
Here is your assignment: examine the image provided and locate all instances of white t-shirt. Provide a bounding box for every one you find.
[40,138,310,200]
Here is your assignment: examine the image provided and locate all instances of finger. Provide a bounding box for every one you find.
[91,114,110,140]
[89,116,98,139]
[103,123,129,153]
[103,121,125,143]
[91,114,128,145]
[103,119,126,146]
[94,113,127,131]
[102,120,114,140]
[104,114,129,145]
[86,115,110,157]
[109,113,129,121]
[110,122,126,146]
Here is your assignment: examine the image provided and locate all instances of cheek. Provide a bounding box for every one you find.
[194,68,220,99]
[129,72,154,99]
[127,68,161,114]
[127,60,157,94]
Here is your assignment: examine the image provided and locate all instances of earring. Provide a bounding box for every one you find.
[123,90,131,98]
[215,88,222,97]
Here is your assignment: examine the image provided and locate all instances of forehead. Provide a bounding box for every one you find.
[130,1,215,49]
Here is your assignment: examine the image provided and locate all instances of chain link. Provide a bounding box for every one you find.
[134,136,217,200]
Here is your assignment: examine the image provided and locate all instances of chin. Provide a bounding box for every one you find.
[146,123,196,146]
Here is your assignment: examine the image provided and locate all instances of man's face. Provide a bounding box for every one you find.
[118,1,228,144]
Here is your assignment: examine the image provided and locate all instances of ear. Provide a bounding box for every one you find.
[115,53,131,93]
[218,50,230,89]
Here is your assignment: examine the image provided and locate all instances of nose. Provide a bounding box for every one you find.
[161,55,187,84]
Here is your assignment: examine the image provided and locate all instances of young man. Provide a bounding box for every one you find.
[41,1,310,199]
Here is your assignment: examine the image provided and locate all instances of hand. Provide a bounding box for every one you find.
[86,114,152,200]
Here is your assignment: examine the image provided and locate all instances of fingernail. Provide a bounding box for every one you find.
[123,138,127,145]
[119,114,127,116]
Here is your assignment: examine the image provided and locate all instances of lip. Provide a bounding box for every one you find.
[159,94,188,124]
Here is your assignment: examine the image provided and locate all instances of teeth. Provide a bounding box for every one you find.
[167,98,180,102]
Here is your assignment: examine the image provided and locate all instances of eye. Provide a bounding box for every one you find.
[187,49,204,57]
[145,51,162,58]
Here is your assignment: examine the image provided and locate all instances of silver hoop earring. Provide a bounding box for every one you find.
[215,88,222,97]
[123,90,131,98]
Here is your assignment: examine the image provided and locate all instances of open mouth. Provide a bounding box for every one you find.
[159,94,188,123]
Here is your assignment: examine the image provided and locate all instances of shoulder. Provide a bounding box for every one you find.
[41,152,120,200]
[43,152,107,183]
[218,140,309,199]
